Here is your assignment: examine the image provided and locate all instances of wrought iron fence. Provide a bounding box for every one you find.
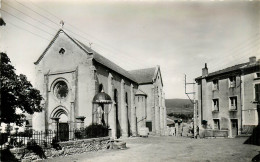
[0,128,93,150]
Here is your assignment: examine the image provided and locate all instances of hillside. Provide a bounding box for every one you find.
[165,98,193,115]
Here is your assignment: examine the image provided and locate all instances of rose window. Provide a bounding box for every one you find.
[54,81,68,99]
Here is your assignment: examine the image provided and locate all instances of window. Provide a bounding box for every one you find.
[229,96,237,111]
[213,119,220,130]
[125,92,128,104]
[53,81,68,99]
[255,73,260,80]
[212,99,219,112]
[59,48,65,54]
[146,121,152,132]
[229,76,236,88]
[98,84,103,92]
[212,80,219,91]
[255,84,260,103]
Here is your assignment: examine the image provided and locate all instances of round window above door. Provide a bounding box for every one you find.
[53,81,69,99]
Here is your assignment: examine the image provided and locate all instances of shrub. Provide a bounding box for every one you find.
[85,124,108,138]
[17,129,33,137]
[74,129,85,139]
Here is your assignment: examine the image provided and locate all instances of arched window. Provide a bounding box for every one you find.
[125,92,128,104]
[114,89,118,104]
[99,84,103,92]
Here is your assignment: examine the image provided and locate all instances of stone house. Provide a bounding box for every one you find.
[32,29,166,139]
[195,56,260,137]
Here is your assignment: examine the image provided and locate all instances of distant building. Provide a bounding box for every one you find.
[195,56,260,137]
[32,29,167,139]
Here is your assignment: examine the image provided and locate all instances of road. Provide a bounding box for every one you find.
[42,136,260,162]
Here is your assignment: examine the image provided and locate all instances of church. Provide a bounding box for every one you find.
[32,29,166,139]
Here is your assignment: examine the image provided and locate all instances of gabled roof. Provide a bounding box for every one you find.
[129,67,157,84]
[135,89,147,96]
[34,29,137,83]
[129,66,164,86]
[195,60,260,81]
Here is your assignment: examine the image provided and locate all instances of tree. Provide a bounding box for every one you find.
[0,52,43,126]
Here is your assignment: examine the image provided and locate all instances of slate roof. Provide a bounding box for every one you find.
[196,60,259,81]
[129,67,157,84]
[75,40,138,83]
[35,29,138,83]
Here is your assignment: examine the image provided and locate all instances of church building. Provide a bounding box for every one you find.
[32,29,166,139]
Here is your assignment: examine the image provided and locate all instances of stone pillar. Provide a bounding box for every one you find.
[107,73,116,138]
[160,107,164,135]
[76,116,86,129]
[121,79,128,137]
[151,87,156,135]
[90,65,98,126]
[70,70,77,130]
[51,117,60,139]
[69,102,75,129]
[130,84,137,136]
[155,87,160,135]
[163,92,167,135]
[108,103,116,138]
[155,105,160,135]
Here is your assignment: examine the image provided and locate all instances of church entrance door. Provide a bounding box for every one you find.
[59,123,69,141]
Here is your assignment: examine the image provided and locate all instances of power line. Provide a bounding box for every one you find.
[4,20,51,41]
[2,1,58,32]
[209,42,260,72]
[13,0,59,27]
[0,9,54,37]
[28,0,147,68]
[189,36,260,75]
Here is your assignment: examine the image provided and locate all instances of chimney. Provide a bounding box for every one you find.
[249,56,256,64]
[202,63,208,77]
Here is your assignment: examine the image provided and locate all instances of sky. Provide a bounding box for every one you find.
[1,0,260,99]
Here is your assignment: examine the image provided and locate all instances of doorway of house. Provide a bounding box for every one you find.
[146,121,152,132]
[231,119,238,137]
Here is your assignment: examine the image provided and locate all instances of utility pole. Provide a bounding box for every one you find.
[185,74,198,138]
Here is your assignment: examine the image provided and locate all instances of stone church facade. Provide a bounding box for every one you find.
[32,29,166,138]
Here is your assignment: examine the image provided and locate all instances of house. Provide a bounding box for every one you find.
[195,56,260,137]
[32,29,167,139]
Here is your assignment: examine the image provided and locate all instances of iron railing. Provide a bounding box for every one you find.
[0,128,94,150]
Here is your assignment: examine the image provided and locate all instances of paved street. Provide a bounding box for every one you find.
[42,136,259,162]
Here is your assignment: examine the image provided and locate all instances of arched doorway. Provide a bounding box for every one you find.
[51,107,69,141]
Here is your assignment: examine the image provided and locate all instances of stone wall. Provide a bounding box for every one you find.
[199,129,228,138]
[9,137,110,161]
